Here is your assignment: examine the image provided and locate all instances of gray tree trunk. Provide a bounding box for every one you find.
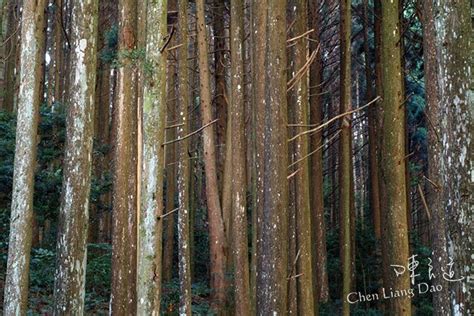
[136,0,167,313]
[53,1,99,313]
[176,0,192,313]
[3,0,46,313]
[255,0,289,314]
[433,0,473,314]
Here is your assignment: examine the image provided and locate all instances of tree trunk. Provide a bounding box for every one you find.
[53,1,99,313]
[195,0,228,312]
[250,0,266,313]
[379,0,411,313]
[308,0,329,305]
[110,0,138,313]
[3,0,19,112]
[162,34,177,283]
[364,0,381,241]
[339,0,353,314]
[288,0,315,313]
[176,0,192,313]
[255,0,289,314]
[421,1,450,314]
[0,0,7,110]
[230,0,250,313]
[3,0,45,313]
[136,0,168,313]
[213,0,227,192]
[433,0,472,314]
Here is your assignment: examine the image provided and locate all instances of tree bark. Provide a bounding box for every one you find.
[250,0,266,313]
[162,33,177,283]
[176,0,192,313]
[339,0,354,314]
[195,0,228,312]
[421,1,450,314]
[230,0,251,313]
[136,0,168,313]
[308,0,329,305]
[363,0,381,242]
[379,0,412,313]
[433,0,472,314]
[255,0,289,314]
[110,0,138,313]
[288,0,315,313]
[213,0,227,192]
[3,0,45,313]
[3,0,19,112]
[53,1,99,313]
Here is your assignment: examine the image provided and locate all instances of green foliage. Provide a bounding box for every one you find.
[410,240,435,315]
[85,243,112,312]
[100,25,118,64]
[325,221,383,314]
[34,106,66,223]
[23,244,112,314]
[0,111,15,203]
[161,278,213,315]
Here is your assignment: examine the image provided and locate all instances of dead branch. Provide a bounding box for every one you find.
[288,96,381,142]
[162,119,218,146]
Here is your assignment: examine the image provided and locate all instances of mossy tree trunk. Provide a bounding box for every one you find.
[136,0,168,313]
[421,1,450,314]
[3,0,45,313]
[53,0,99,313]
[433,0,472,314]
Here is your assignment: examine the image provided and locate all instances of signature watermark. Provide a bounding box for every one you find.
[347,254,464,304]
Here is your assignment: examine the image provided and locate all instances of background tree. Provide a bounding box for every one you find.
[287,0,315,313]
[339,0,354,314]
[195,0,228,311]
